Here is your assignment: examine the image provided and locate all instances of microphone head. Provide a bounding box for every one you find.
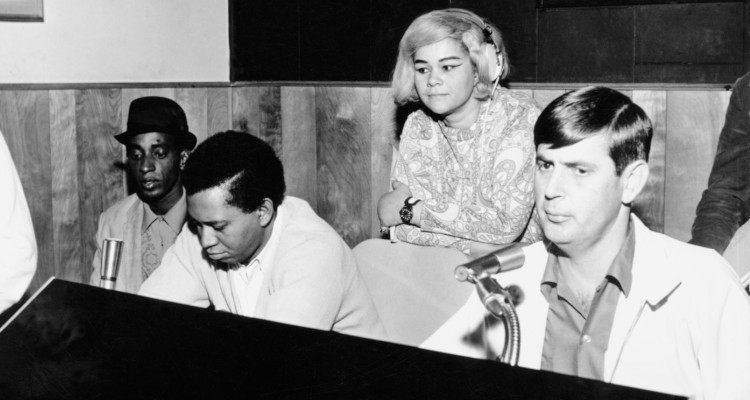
[454,243,526,282]
[100,238,123,290]
[455,265,472,282]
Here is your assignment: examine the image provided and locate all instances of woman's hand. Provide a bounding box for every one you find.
[377,181,413,227]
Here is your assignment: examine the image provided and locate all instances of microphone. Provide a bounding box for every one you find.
[455,243,526,282]
[474,275,510,316]
[455,243,526,365]
[100,238,123,290]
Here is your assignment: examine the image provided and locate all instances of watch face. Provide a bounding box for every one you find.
[399,206,413,224]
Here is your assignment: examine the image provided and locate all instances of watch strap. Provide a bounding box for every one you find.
[400,197,421,224]
[405,196,421,206]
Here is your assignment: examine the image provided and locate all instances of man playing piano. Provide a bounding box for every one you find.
[139,131,385,340]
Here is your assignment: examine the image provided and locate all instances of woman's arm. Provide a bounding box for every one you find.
[415,99,540,246]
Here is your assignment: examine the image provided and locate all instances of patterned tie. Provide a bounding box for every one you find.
[141,223,162,279]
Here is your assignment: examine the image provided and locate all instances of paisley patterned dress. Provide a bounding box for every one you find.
[392,88,541,253]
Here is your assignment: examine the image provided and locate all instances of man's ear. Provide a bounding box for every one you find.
[257,198,275,228]
[621,160,650,205]
[179,150,190,170]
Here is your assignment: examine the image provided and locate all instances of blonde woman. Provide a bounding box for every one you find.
[378,8,541,257]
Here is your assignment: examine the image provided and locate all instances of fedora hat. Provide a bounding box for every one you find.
[115,96,197,150]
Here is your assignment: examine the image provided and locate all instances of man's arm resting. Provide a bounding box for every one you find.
[259,238,346,331]
[138,231,210,308]
[691,76,750,253]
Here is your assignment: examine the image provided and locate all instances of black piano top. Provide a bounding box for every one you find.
[0,279,685,400]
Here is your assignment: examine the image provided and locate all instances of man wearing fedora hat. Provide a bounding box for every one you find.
[90,96,197,293]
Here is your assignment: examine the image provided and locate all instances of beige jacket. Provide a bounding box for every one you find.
[90,193,186,293]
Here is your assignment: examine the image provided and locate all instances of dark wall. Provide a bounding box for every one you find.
[230,0,747,84]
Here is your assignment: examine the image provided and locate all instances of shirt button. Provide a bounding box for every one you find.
[581,334,592,344]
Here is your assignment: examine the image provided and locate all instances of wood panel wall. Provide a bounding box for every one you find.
[0,84,731,294]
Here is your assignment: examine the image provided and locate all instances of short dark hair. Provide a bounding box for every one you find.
[534,86,652,175]
[182,131,286,212]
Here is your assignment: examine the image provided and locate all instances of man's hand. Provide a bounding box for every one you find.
[377,181,413,227]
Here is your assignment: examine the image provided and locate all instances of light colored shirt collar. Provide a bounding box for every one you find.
[227,200,286,316]
[142,188,187,234]
[235,200,287,274]
[541,218,635,298]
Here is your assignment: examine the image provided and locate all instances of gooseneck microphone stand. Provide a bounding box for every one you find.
[454,244,525,365]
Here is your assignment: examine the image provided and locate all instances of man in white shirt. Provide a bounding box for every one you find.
[0,130,37,314]
[139,131,385,340]
[422,86,750,400]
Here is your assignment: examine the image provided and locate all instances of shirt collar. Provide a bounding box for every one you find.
[236,200,287,272]
[541,217,635,297]
[540,242,559,288]
[607,219,635,296]
[141,188,187,234]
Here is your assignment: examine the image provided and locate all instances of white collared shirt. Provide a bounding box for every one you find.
[229,258,264,316]
[226,205,283,317]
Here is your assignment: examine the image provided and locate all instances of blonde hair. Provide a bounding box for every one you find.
[391,8,510,105]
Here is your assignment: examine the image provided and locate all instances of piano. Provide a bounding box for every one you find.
[0,279,685,399]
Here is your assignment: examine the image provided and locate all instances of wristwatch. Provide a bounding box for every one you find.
[399,196,421,225]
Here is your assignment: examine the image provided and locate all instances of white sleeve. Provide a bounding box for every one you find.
[0,131,37,313]
[138,228,210,308]
[697,259,750,400]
